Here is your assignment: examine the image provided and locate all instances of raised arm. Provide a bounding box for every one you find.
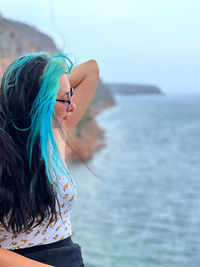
[65,59,99,132]
[0,248,53,267]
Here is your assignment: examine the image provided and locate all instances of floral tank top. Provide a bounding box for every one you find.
[0,167,77,250]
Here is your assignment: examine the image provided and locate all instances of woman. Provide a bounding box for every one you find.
[0,52,99,266]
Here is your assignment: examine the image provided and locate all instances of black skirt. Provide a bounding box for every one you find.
[10,236,84,267]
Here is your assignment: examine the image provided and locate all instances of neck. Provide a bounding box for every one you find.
[53,128,66,162]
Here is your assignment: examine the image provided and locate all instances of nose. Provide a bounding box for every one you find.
[67,101,76,112]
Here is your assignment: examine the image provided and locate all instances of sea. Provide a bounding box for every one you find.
[69,94,200,267]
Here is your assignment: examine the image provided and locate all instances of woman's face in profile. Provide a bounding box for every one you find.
[54,74,76,124]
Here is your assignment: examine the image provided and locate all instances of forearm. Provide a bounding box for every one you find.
[68,59,99,88]
[64,59,99,132]
[0,248,53,267]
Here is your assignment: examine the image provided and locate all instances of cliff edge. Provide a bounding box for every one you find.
[0,14,115,161]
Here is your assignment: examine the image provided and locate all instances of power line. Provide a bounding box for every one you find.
[48,0,66,51]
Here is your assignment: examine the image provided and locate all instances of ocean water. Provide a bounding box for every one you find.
[69,94,200,267]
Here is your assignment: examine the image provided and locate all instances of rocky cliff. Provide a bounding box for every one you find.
[0,14,58,75]
[66,79,115,161]
[0,15,115,161]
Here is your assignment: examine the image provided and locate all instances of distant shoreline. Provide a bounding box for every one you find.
[107,83,164,95]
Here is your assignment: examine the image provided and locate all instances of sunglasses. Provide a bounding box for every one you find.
[56,87,74,111]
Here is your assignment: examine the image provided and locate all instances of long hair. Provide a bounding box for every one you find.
[0,52,74,234]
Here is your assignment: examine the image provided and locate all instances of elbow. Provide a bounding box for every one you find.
[88,59,100,76]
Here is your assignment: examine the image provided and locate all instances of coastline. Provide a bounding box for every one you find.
[65,102,115,162]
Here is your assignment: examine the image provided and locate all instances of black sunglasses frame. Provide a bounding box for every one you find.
[56,87,74,110]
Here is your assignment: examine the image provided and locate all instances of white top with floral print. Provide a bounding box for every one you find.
[0,168,77,250]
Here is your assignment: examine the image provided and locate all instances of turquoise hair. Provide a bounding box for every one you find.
[4,52,75,187]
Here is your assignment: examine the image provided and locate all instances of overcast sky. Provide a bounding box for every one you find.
[0,0,200,94]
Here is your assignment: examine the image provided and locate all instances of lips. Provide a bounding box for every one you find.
[63,116,69,120]
[63,112,71,120]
